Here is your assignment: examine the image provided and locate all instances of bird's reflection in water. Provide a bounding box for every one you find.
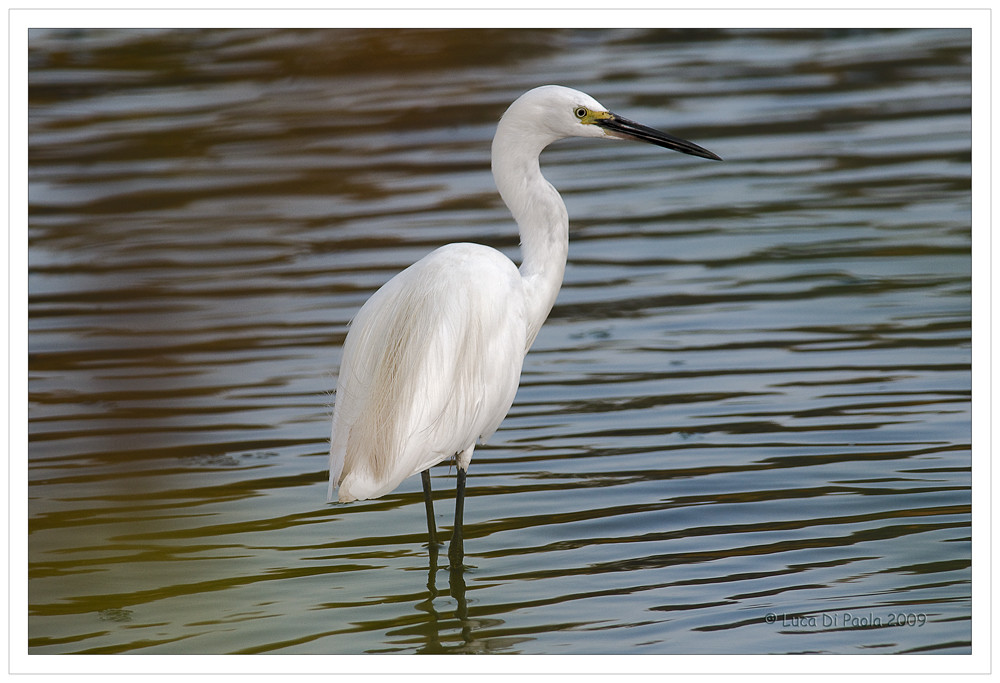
[413,536,472,653]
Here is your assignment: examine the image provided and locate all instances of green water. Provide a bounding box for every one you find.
[27,27,972,655]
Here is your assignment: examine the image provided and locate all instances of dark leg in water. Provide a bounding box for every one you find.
[448,466,467,569]
[421,469,438,547]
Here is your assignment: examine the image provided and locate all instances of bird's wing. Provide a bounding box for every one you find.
[330,243,527,501]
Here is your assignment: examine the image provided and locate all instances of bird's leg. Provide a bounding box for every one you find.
[421,469,439,548]
[448,466,467,569]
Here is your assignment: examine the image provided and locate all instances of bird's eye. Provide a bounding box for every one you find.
[574,107,588,119]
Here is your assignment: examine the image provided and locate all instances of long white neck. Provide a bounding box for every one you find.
[491,116,569,351]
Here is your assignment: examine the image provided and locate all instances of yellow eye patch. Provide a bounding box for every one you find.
[574,107,613,125]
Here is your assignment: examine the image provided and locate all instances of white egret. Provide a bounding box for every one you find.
[329,85,719,562]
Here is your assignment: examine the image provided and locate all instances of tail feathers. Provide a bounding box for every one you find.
[328,440,346,503]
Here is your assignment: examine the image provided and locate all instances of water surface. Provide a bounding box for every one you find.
[28,27,972,655]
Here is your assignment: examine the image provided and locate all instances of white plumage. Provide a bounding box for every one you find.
[328,86,719,547]
[329,242,524,502]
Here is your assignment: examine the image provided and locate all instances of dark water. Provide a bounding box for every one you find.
[27,28,972,656]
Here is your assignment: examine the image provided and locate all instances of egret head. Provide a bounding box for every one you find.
[504,85,721,161]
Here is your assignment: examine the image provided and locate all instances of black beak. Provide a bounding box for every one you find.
[596,113,721,161]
